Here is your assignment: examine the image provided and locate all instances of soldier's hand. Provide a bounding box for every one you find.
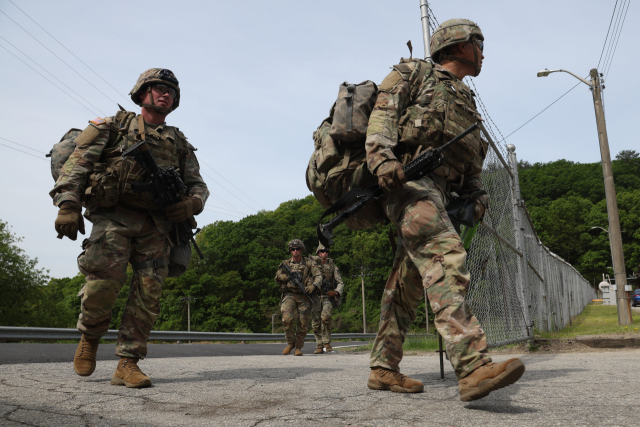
[376,161,407,192]
[473,201,486,222]
[277,273,289,283]
[55,202,85,241]
[326,291,338,297]
[304,285,316,294]
[165,197,203,222]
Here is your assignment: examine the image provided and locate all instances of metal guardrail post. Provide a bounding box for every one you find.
[507,144,533,340]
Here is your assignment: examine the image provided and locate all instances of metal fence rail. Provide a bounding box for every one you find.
[465,127,596,347]
[0,326,377,342]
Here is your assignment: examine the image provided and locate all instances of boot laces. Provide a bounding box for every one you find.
[78,337,98,357]
[121,359,143,375]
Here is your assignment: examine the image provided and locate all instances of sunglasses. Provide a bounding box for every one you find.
[474,39,484,52]
[290,247,302,252]
[318,250,329,254]
[151,84,177,100]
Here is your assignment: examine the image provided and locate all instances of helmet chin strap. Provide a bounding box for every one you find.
[440,40,481,77]
[140,86,172,115]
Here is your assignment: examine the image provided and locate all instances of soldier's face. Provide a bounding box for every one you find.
[290,247,303,260]
[139,86,174,109]
[318,250,329,260]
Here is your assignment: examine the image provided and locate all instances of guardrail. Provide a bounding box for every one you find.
[0,327,378,342]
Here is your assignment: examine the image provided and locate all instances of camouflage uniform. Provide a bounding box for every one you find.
[275,257,322,348]
[310,256,344,346]
[50,70,209,359]
[366,21,491,379]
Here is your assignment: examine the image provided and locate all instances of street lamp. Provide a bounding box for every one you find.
[538,67,632,325]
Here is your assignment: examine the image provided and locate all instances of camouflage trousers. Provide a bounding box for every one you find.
[281,292,312,348]
[370,181,491,379]
[311,295,334,345]
[77,214,170,359]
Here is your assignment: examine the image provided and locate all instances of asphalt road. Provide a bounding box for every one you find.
[1,350,639,426]
[0,341,370,364]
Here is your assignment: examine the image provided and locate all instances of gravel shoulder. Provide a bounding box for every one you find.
[1,349,639,426]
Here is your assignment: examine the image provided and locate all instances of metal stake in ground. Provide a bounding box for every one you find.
[353,266,372,333]
[179,297,198,334]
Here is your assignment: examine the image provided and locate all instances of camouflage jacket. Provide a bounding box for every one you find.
[366,59,489,211]
[49,113,209,235]
[275,256,322,294]
[310,256,344,296]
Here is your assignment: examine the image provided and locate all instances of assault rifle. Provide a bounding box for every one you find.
[317,123,479,247]
[122,140,204,259]
[279,262,315,306]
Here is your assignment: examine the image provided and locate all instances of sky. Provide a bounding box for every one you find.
[0,0,636,279]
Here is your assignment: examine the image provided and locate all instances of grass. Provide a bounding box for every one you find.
[535,304,640,339]
[341,334,441,354]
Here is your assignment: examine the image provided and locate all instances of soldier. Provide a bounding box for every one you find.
[50,69,209,388]
[275,239,322,356]
[365,20,524,401]
[310,244,344,354]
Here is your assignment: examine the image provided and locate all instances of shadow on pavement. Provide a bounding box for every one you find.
[152,366,342,384]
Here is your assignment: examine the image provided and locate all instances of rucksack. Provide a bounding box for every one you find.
[47,128,82,182]
[306,60,431,231]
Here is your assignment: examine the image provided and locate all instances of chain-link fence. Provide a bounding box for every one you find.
[464,125,596,347]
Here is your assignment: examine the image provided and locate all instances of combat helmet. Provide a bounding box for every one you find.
[316,243,329,254]
[430,19,484,76]
[129,68,180,114]
[288,239,305,252]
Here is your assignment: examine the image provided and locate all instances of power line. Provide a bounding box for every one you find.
[203,186,247,216]
[199,169,259,214]
[603,0,630,79]
[600,0,627,77]
[0,141,47,160]
[0,9,120,107]
[0,43,99,116]
[500,82,582,143]
[203,208,242,218]
[0,35,106,116]
[597,0,619,69]
[0,136,48,155]
[7,0,136,108]
[200,160,265,211]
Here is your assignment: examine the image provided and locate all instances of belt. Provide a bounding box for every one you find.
[132,257,169,271]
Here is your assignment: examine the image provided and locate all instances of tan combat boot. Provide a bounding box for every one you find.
[294,348,303,356]
[73,334,99,376]
[458,358,525,402]
[314,346,324,354]
[282,344,295,355]
[367,367,424,393]
[111,358,152,388]
[324,343,333,352]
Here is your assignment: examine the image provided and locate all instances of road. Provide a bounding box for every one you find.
[1,349,639,426]
[0,341,370,364]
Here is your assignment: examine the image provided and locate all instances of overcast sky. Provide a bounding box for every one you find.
[0,0,636,279]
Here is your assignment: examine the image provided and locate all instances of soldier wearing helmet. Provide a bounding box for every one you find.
[309,244,344,353]
[275,239,322,356]
[365,19,524,400]
[50,68,209,388]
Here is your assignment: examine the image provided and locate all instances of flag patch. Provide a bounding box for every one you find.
[90,117,106,125]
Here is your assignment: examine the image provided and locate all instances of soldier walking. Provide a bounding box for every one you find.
[310,244,344,353]
[275,239,322,356]
[365,20,524,401]
[50,69,209,388]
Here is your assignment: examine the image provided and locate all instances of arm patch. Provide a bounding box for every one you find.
[74,124,101,147]
[379,70,403,91]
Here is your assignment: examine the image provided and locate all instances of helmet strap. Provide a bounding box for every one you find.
[140,86,172,115]
[440,40,481,77]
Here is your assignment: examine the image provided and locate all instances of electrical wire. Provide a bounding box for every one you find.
[7,0,136,108]
[603,0,630,79]
[0,136,48,155]
[0,9,120,107]
[200,160,265,211]
[597,0,619,69]
[203,208,242,218]
[0,35,106,116]
[600,0,627,77]
[199,169,258,214]
[0,44,99,116]
[0,141,47,160]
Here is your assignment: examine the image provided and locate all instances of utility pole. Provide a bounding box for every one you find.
[537,67,632,325]
[589,69,632,325]
[419,0,431,61]
[353,266,372,333]
[179,297,198,332]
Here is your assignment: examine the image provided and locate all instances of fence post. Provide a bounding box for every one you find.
[507,144,533,340]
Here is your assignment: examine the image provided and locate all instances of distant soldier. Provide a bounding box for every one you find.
[365,20,524,400]
[310,244,344,353]
[50,69,209,388]
[275,239,322,356]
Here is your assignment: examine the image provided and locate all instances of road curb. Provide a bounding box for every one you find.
[576,334,640,348]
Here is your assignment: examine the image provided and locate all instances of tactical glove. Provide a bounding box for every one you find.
[165,197,203,223]
[376,161,407,192]
[277,273,289,283]
[473,201,486,222]
[305,285,316,294]
[55,202,85,241]
[326,291,338,297]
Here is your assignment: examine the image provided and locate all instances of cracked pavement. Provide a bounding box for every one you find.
[1,350,639,426]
